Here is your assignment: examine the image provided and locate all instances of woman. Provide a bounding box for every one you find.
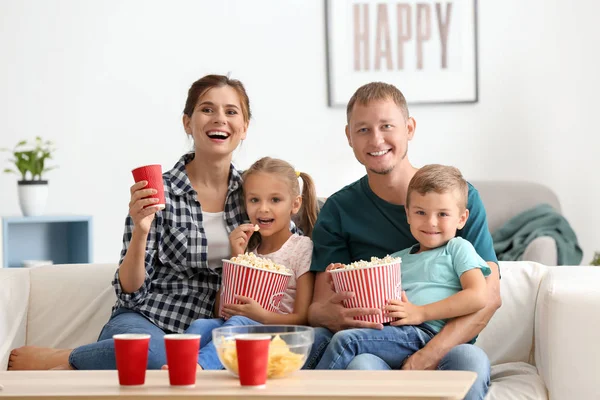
[8,74,251,370]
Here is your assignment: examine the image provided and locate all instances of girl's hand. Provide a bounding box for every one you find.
[325,263,344,291]
[129,181,162,235]
[229,224,257,256]
[221,295,268,323]
[387,291,426,326]
[325,263,345,271]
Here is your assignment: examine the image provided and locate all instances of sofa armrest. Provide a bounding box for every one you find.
[521,236,558,265]
[0,269,30,370]
[535,266,600,400]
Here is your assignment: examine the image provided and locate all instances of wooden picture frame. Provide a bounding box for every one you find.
[325,0,479,106]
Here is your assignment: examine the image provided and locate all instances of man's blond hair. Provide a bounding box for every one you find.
[406,164,468,209]
[346,82,409,123]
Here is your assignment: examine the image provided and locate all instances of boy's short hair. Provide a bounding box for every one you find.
[406,164,468,209]
[346,82,409,123]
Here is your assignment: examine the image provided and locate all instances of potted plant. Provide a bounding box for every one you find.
[591,252,600,266]
[1,137,57,216]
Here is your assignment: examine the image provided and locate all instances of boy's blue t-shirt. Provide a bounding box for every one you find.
[310,175,498,271]
[392,237,492,334]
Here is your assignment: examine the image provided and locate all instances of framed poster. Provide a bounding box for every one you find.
[326,0,478,106]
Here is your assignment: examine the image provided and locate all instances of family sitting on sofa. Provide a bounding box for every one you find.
[8,74,501,400]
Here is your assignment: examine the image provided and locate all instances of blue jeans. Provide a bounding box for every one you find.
[303,327,334,369]
[184,316,260,370]
[346,343,491,400]
[315,325,435,370]
[69,308,167,370]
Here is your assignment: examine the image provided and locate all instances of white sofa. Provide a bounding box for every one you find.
[1,262,599,399]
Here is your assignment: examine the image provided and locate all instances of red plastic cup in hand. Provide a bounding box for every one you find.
[164,334,201,387]
[113,334,151,386]
[235,334,271,388]
[131,164,166,209]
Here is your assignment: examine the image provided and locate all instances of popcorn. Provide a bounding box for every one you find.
[230,252,291,274]
[336,255,401,270]
[329,257,402,324]
[254,224,260,231]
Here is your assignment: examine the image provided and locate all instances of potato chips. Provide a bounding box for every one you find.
[218,334,305,378]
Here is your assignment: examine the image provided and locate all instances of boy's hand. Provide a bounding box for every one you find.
[387,291,426,326]
[229,224,257,256]
[221,295,268,323]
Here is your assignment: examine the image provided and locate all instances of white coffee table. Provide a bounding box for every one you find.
[0,370,476,399]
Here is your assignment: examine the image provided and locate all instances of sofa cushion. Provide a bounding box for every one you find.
[0,268,30,370]
[27,264,116,349]
[476,261,547,365]
[486,362,547,399]
[521,237,558,266]
[471,181,561,234]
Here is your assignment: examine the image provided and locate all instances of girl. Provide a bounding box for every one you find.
[9,74,252,370]
[184,156,318,370]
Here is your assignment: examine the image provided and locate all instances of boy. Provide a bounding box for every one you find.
[315,164,491,370]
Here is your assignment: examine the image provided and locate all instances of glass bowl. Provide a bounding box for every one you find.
[212,325,314,378]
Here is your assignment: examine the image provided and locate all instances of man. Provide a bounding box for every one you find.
[307,82,501,400]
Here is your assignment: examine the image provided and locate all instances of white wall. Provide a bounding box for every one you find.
[1,0,599,264]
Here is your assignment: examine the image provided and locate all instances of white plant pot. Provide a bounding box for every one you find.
[18,180,49,217]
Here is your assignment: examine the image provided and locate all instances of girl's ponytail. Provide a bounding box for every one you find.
[297,172,318,238]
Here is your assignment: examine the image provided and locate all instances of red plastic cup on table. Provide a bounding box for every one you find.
[113,334,151,386]
[131,164,166,210]
[235,334,271,388]
[164,334,201,387]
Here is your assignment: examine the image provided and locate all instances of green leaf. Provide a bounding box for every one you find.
[2,138,57,180]
[3,168,15,174]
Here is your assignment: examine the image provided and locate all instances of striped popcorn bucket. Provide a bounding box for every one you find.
[219,260,292,318]
[329,261,402,324]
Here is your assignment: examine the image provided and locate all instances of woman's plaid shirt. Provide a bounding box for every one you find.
[112,153,246,333]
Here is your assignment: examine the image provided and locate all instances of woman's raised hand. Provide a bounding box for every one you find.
[129,180,162,235]
[229,224,258,256]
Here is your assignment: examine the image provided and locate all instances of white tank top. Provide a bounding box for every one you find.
[202,211,230,270]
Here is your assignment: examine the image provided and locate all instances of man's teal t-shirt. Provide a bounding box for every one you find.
[310,175,498,271]
[392,237,492,334]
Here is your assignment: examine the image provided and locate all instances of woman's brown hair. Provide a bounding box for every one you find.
[183,74,251,123]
